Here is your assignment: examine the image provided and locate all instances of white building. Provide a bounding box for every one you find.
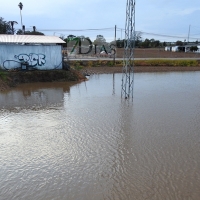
[171,46,179,52]
[164,46,171,51]
[0,35,66,70]
[165,44,200,53]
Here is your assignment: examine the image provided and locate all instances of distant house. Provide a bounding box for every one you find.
[0,34,66,70]
[171,46,179,52]
[165,44,200,53]
[164,46,171,51]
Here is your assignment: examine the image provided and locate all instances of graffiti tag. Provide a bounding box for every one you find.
[14,53,46,66]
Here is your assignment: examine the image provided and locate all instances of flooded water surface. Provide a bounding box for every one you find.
[0,72,200,200]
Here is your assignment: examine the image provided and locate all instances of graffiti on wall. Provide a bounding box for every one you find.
[3,53,46,70]
[14,53,46,66]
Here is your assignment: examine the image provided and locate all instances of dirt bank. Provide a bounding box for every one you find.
[1,64,200,92]
[0,79,10,92]
[0,69,86,92]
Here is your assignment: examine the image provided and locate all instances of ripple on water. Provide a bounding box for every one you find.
[0,73,200,200]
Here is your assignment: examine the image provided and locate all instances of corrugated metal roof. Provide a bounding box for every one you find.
[0,34,66,44]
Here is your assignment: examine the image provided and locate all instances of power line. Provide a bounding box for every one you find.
[36,27,115,32]
[141,31,199,40]
[190,33,200,36]
[117,28,200,40]
[21,26,200,40]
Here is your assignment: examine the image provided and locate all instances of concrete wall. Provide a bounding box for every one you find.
[0,44,62,70]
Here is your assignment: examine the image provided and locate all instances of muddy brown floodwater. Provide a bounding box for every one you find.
[0,72,200,200]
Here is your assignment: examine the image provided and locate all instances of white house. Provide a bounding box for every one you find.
[165,44,200,53]
[164,46,171,51]
[0,35,66,70]
[171,46,179,52]
[196,46,200,53]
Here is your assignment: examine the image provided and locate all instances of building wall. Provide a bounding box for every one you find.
[0,44,62,70]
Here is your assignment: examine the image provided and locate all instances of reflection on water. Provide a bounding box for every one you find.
[0,82,74,110]
[0,72,200,200]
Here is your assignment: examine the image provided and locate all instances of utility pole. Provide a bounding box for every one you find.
[121,0,135,99]
[187,25,191,43]
[114,25,117,64]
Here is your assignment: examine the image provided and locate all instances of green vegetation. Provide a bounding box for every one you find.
[70,60,120,69]
[16,29,44,35]
[134,59,198,67]
[0,69,8,81]
[0,16,44,35]
[74,65,83,70]
[0,17,12,34]
[190,46,199,52]
[69,59,199,68]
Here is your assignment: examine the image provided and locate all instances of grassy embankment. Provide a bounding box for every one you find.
[70,59,199,70]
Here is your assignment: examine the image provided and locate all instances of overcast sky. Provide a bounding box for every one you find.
[1,0,200,42]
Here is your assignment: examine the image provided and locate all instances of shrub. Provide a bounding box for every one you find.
[107,61,114,66]
[0,71,8,80]
[74,65,83,70]
[87,61,93,67]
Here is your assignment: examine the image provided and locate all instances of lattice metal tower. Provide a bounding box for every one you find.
[121,0,135,99]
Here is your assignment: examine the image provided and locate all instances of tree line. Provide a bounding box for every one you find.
[116,32,200,49]
[0,17,44,35]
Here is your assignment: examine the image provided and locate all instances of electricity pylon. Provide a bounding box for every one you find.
[121,0,135,99]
